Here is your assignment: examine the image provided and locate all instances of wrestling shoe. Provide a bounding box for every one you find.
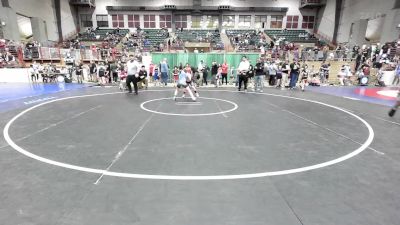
[389,108,396,117]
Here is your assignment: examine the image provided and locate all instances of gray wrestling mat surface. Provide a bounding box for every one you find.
[0,87,399,225]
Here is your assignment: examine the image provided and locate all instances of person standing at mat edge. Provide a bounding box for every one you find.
[388,90,400,117]
[238,56,250,92]
[160,58,169,87]
[126,55,140,94]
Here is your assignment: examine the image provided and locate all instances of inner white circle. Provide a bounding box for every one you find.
[140,97,238,116]
[2,90,375,180]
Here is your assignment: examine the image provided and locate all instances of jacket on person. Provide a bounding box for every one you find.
[255,62,264,76]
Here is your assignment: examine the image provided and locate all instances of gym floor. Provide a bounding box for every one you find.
[0,84,399,225]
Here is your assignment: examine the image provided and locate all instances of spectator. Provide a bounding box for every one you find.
[97,62,108,86]
[211,61,218,85]
[289,61,300,89]
[138,65,148,90]
[281,60,290,90]
[89,61,97,82]
[75,61,84,84]
[392,62,400,86]
[254,58,265,92]
[197,60,205,86]
[221,61,229,85]
[28,65,37,83]
[268,61,278,86]
[160,58,169,86]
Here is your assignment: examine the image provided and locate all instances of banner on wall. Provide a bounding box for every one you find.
[151,53,260,70]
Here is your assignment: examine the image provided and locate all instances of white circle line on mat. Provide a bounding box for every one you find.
[140,97,238,116]
[3,90,374,180]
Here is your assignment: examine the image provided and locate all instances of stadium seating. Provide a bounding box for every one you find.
[142,29,168,48]
[265,29,318,43]
[79,28,130,41]
[226,29,263,51]
[175,30,223,49]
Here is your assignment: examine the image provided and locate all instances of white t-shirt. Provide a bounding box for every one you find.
[28,68,35,75]
[32,64,39,72]
[238,61,250,73]
[127,60,139,76]
[186,72,192,82]
[198,63,204,72]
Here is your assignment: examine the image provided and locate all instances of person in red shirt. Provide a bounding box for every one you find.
[221,61,229,85]
[185,63,192,75]
[149,62,155,83]
[173,66,179,86]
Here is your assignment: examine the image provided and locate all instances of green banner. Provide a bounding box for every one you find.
[151,53,260,70]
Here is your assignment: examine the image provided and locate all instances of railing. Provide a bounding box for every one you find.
[17,46,371,64]
[300,0,324,7]
[22,47,124,62]
[264,49,357,62]
[69,0,95,5]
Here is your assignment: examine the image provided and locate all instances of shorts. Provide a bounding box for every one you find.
[177,83,188,88]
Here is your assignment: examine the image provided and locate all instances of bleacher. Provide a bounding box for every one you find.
[79,28,130,41]
[226,29,263,51]
[265,29,318,43]
[23,46,40,59]
[142,29,168,48]
[175,30,223,49]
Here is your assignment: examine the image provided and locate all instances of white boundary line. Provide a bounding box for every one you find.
[343,96,360,101]
[94,112,156,185]
[140,97,238,116]
[3,90,375,180]
[213,99,228,118]
[0,105,102,151]
[175,102,203,106]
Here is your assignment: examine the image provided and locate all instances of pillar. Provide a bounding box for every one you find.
[381,9,400,43]
[31,17,48,43]
[348,19,368,47]
[0,6,19,40]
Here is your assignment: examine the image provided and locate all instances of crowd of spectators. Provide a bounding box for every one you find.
[228,30,269,51]
[0,39,19,68]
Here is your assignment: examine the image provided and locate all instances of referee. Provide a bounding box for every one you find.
[237,56,250,92]
[126,55,139,94]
